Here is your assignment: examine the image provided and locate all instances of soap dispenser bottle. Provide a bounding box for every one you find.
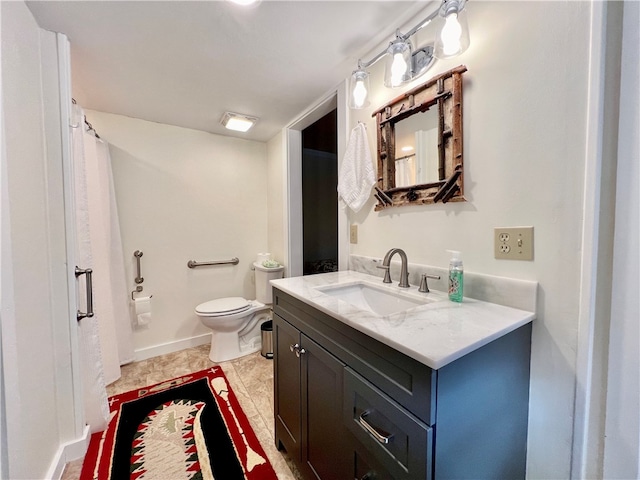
[447,250,463,303]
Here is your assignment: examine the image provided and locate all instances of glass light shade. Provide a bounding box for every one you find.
[384,40,412,88]
[434,9,470,59]
[349,70,370,109]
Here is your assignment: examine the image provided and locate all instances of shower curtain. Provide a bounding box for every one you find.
[72,104,133,431]
[395,156,416,187]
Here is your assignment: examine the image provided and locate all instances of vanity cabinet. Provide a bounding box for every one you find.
[273,288,532,480]
[274,314,350,480]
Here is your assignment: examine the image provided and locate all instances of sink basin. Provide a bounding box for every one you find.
[317,281,434,316]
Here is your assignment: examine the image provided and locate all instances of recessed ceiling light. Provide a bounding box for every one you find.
[227,0,261,6]
[220,112,258,132]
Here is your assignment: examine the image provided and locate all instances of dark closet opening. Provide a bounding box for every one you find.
[301,109,338,275]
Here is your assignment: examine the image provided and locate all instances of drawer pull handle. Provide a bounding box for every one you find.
[358,410,393,445]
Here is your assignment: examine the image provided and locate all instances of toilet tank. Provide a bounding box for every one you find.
[254,262,284,304]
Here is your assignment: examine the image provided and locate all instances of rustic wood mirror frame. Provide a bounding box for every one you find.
[373,65,467,210]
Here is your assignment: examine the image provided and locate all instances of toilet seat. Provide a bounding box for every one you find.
[195,297,250,317]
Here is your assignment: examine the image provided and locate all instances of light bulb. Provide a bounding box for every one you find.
[352,79,368,109]
[441,13,462,56]
[390,52,408,87]
[349,69,369,109]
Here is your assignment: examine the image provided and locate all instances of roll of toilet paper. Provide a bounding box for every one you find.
[133,296,152,326]
[137,312,151,327]
[134,296,152,315]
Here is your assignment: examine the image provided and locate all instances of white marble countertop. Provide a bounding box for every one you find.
[271,271,536,370]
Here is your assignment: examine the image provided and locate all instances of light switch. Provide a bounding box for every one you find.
[350,225,358,244]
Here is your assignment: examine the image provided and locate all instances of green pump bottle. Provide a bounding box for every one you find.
[447,250,463,303]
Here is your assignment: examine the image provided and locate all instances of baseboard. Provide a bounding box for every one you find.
[133,333,211,362]
[46,424,90,480]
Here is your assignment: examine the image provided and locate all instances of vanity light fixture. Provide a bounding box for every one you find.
[220,112,258,132]
[349,0,470,109]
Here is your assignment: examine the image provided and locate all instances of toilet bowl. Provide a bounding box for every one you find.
[196,297,270,362]
[195,261,284,362]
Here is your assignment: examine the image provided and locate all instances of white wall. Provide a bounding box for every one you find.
[603,1,640,477]
[346,2,593,478]
[1,2,78,477]
[267,131,286,268]
[86,111,269,357]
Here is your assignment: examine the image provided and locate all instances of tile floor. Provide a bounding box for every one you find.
[61,344,298,480]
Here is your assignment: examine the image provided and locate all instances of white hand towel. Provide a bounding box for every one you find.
[338,123,376,212]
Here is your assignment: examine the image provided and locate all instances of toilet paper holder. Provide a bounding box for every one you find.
[131,285,143,300]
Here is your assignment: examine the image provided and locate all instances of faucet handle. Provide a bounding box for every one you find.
[376,264,392,284]
[419,273,441,293]
[419,274,429,292]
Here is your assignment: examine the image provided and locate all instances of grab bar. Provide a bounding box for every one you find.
[187,257,239,269]
[134,250,144,284]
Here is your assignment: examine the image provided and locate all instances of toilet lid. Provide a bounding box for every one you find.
[196,297,250,315]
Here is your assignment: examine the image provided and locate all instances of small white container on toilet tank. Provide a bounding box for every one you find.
[253,262,284,304]
[256,253,271,264]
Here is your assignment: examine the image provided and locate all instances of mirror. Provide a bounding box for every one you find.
[373,65,467,209]
[394,109,439,187]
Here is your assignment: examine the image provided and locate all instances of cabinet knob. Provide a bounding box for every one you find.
[295,347,306,358]
[289,343,300,353]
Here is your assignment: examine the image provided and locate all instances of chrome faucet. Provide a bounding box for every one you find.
[377,248,410,288]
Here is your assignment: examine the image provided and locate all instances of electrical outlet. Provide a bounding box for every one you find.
[350,224,358,244]
[494,226,534,260]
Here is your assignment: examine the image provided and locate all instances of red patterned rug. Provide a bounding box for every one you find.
[80,367,278,480]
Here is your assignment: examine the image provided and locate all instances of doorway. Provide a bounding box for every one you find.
[301,109,338,275]
[284,89,348,278]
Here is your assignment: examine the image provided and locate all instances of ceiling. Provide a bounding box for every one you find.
[26,0,428,142]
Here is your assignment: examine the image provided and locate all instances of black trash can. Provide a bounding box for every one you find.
[260,320,273,359]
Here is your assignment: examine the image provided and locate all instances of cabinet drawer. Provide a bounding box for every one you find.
[344,368,432,480]
[353,447,398,480]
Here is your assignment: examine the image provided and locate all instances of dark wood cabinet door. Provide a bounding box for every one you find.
[300,334,349,480]
[274,313,302,461]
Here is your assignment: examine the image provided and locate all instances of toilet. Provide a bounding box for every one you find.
[195,261,284,363]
